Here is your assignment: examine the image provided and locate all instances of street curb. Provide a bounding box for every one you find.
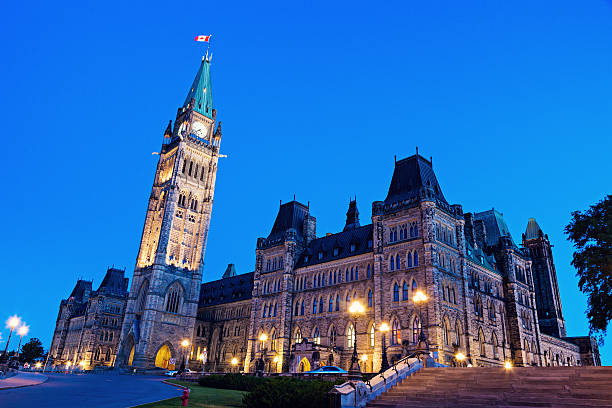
[0,373,49,390]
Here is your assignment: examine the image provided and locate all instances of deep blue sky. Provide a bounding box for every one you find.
[1,0,610,364]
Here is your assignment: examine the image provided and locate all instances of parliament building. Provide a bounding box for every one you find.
[49,55,601,373]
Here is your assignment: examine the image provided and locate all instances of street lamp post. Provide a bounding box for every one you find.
[231,357,238,373]
[16,324,29,360]
[180,339,190,373]
[379,322,390,372]
[412,290,429,364]
[258,333,268,375]
[348,300,365,379]
[3,315,21,357]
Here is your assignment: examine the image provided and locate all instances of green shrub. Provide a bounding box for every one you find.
[197,373,267,392]
[242,377,341,408]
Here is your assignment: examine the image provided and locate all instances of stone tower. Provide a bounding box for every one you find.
[522,218,566,337]
[116,55,222,370]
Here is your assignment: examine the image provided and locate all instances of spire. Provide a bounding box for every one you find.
[524,217,543,240]
[214,121,222,137]
[183,58,213,119]
[343,199,360,231]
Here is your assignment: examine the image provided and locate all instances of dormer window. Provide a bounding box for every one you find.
[333,248,339,256]
[367,239,373,249]
[318,251,323,260]
[350,243,356,253]
[304,256,309,263]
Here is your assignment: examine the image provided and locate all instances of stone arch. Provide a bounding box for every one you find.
[442,315,451,346]
[163,280,186,314]
[478,327,486,357]
[298,357,311,372]
[327,323,337,346]
[154,342,176,370]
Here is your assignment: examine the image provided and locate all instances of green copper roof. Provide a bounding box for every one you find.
[184,58,213,119]
[524,217,543,240]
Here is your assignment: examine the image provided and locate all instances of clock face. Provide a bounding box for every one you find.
[191,121,209,138]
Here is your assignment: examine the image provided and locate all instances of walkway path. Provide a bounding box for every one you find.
[0,372,48,389]
[0,373,181,408]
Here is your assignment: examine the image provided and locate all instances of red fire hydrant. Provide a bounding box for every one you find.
[179,389,190,406]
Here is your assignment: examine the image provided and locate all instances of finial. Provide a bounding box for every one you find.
[293,194,296,201]
[416,146,419,155]
[308,201,310,209]
[280,199,282,207]
[430,156,433,166]
[394,155,396,163]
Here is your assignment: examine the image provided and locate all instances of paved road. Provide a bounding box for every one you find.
[0,373,182,408]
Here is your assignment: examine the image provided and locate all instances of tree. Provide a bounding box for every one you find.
[20,338,44,363]
[565,195,612,343]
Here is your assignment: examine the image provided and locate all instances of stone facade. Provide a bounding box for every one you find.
[191,155,600,373]
[49,268,128,369]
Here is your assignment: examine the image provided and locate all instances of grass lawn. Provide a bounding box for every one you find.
[134,380,246,408]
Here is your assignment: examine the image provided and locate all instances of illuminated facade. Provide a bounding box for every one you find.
[114,55,223,370]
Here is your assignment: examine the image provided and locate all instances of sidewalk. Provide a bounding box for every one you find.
[0,372,48,390]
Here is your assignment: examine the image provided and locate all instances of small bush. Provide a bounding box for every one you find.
[198,373,266,392]
[242,377,342,408]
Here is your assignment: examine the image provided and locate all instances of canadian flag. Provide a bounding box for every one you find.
[195,35,211,42]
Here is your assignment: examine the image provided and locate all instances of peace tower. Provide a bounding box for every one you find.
[116,55,222,370]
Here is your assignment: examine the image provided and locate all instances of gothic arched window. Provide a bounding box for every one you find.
[390,256,395,271]
[346,324,355,348]
[413,251,419,266]
[329,296,333,312]
[335,294,340,311]
[300,300,305,316]
[165,284,182,314]
[313,298,317,314]
[369,324,375,347]
[294,327,302,344]
[368,290,373,307]
[412,317,421,344]
[391,319,401,345]
[402,282,409,300]
[393,283,399,302]
[313,327,320,345]
[319,297,324,314]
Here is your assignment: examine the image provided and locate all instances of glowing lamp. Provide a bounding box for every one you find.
[412,290,428,303]
[231,357,238,365]
[379,322,390,332]
[181,339,190,348]
[360,354,368,362]
[18,325,29,337]
[35,362,42,369]
[455,352,466,362]
[6,315,21,329]
[349,300,364,315]
[259,333,268,342]
[505,361,513,369]
[273,356,279,363]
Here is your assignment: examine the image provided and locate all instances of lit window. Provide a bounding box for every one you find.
[347,324,355,348]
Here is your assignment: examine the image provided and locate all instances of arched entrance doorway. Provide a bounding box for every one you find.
[128,346,135,366]
[155,344,175,370]
[298,357,311,372]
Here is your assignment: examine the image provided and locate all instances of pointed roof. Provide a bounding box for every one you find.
[69,280,92,302]
[473,208,517,248]
[96,268,129,296]
[385,154,447,205]
[183,57,213,119]
[267,200,310,242]
[222,263,237,278]
[524,217,543,240]
[343,199,360,231]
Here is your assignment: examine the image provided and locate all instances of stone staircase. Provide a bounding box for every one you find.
[367,366,612,408]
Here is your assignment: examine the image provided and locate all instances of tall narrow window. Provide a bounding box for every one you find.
[369,324,375,347]
[273,303,277,317]
[368,290,373,307]
[407,252,412,267]
[390,256,395,271]
[413,251,419,266]
[347,324,355,348]
[294,328,302,344]
[412,318,421,344]
[391,319,401,345]
[336,294,340,311]
[313,298,317,314]
[393,283,399,302]
[329,297,333,312]
[367,264,371,278]
[300,300,305,315]
[402,282,409,300]
[396,254,400,270]
[319,297,324,314]
[313,327,320,345]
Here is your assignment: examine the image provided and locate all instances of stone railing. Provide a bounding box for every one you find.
[329,356,425,408]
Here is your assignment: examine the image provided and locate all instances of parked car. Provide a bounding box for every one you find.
[305,366,348,374]
[164,370,178,377]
